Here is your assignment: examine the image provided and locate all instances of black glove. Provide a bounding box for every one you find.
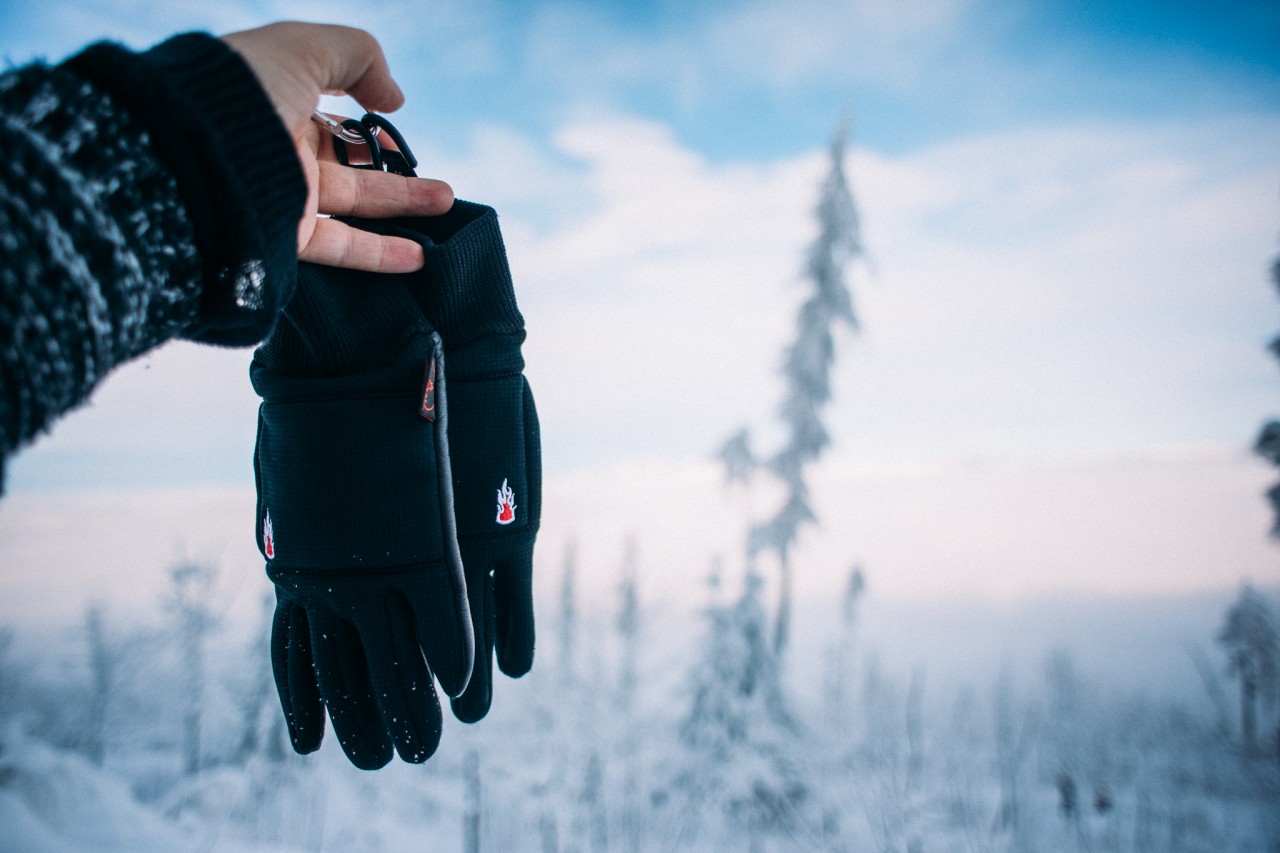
[251,264,473,770]
[376,201,541,722]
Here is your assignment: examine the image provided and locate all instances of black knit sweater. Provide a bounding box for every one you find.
[0,32,307,491]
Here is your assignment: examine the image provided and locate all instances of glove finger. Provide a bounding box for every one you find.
[450,564,495,724]
[410,563,474,698]
[271,597,324,754]
[308,609,394,770]
[494,553,535,678]
[362,593,444,763]
[492,379,539,678]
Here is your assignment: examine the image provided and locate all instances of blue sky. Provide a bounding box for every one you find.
[3,0,1278,159]
[1,0,1278,602]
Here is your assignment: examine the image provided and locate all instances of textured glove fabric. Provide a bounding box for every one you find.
[251,264,473,770]
[383,201,541,723]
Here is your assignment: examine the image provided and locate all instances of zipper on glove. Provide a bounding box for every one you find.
[421,333,449,424]
[421,349,438,421]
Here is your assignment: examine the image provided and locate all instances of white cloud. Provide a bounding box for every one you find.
[14,108,1276,490]
[4,0,1278,630]
[468,111,1280,476]
[510,0,978,108]
[706,0,973,89]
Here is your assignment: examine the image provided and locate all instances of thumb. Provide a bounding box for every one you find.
[294,23,404,114]
[221,22,404,135]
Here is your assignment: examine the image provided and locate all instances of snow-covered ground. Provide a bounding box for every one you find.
[1,589,1277,852]
[1,478,1278,851]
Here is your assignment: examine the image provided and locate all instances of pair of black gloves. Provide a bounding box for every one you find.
[251,201,539,770]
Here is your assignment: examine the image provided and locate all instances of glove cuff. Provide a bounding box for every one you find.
[382,201,525,346]
[253,262,437,381]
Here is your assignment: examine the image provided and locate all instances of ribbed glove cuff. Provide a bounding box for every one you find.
[381,202,525,345]
[253,263,430,380]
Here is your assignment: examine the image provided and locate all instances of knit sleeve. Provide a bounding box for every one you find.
[0,33,306,487]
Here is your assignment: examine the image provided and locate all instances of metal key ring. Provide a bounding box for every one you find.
[334,118,384,171]
[311,110,382,144]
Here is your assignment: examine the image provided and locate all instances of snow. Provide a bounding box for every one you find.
[1,549,1278,850]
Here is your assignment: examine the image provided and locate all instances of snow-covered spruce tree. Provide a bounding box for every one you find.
[992,669,1027,837]
[1187,643,1233,739]
[1041,648,1085,788]
[718,123,863,659]
[616,536,640,713]
[463,749,481,853]
[559,539,578,686]
[230,592,276,765]
[164,560,219,776]
[823,564,865,725]
[83,604,115,767]
[0,626,14,735]
[1254,250,1280,532]
[673,566,815,845]
[1216,585,1279,752]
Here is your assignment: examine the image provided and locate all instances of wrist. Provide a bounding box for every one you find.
[63,33,306,345]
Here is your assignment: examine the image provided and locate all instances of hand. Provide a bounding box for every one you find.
[220,22,453,273]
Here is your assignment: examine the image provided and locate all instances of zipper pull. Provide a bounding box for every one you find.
[420,353,437,421]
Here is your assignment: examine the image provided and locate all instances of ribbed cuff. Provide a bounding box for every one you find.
[63,33,305,346]
[253,261,434,382]
[384,201,526,346]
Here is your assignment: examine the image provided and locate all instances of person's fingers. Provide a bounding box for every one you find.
[297,23,403,115]
[316,161,453,218]
[301,217,426,272]
[295,135,321,255]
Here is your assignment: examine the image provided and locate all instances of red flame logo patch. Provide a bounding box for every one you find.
[263,510,275,560]
[496,479,516,525]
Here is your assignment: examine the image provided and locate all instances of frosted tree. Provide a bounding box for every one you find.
[717,429,756,488]
[1186,643,1232,739]
[718,123,863,658]
[463,749,482,853]
[1216,584,1279,752]
[580,751,608,853]
[681,567,792,750]
[616,536,640,713]
[559,539,577,685]
[83,604,115,766]
[992,668,1039,842]
[1254,250,1280,532]
[824,564,865,723]
[0,626,14,732]
[676,566,814,844]
[165,560,219,776]
[231,592,276,765]
[905,666,925,791]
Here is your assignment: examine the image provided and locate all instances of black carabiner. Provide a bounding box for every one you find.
[331,118,384,171]
[323,112,422,178]
[361,113,418,177]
